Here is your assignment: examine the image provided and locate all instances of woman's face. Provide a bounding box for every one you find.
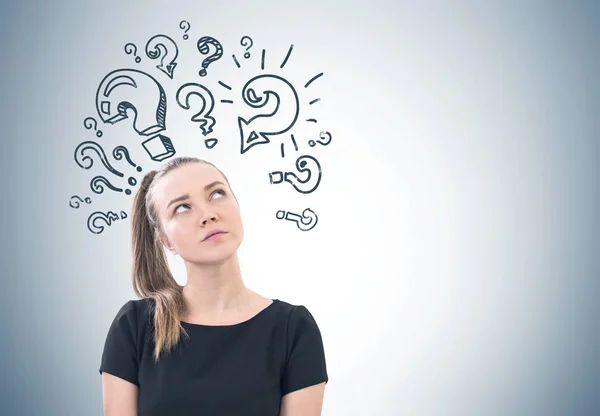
[153,162,243,264]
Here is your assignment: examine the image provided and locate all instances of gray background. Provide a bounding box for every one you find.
[1,0,599,415]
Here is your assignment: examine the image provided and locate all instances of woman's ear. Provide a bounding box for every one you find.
[159,235,178,256]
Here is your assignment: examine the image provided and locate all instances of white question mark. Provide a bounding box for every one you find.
[276,208,318,231]
[95,68,176,162]
[268,155,322,194]
[179,20,191,40]
[240,36,253,58]
[124,43,141,63]
[308,131,332,147]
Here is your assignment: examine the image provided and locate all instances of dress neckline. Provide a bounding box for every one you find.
[180,299,278,328]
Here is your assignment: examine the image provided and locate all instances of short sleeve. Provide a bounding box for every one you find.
[281,305,329,396]
[99,300,140,387]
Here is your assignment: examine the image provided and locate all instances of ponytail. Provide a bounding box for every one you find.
[131,169,189,362]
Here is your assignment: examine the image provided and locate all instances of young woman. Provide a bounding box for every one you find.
[99,156,328,415]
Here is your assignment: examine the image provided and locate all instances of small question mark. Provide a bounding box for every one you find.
[145,34,179,79]
[83,117,103,137]
[69,195,92,209]
[87,210,128,235]
[240,36,253,58]
[269,155,322,194]
[197,36,223,77]
[309,131,332,147]
[276,208,318,231]
[124,43,141,63]
[179,20,191,40]
[113,145,142,173]
[74,141,137,195]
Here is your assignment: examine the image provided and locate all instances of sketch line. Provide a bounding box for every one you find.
[304,72,324,88]
[280,44,294,68]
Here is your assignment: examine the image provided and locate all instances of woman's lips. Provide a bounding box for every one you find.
[203,232,227,242]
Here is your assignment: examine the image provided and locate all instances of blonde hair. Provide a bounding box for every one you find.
[130,156,235,362]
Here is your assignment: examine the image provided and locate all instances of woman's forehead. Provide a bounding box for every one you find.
[156,163,225,195]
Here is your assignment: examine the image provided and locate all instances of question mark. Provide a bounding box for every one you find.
[87,210,128,235]
[96,68,176,162]
[276,208,318,231]
[69,195,92,209]
[240,36,253,59]
[179,20,191,40]
[145,34,179,79]
[74,141,137,195]
[176,83,216,138]
[308,131,332,147]
[238,74,299,154]
[83,117,103,137]
[197,36,223,77]
[268,155,322,194]
[113,145,142,173]
[124,43,141,63]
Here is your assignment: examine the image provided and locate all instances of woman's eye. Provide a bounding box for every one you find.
[174,204,190,214]
[212,189,226,199]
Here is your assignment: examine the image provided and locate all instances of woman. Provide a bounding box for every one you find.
[99,156,328,415]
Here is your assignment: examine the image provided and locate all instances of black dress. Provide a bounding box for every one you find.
[99,297,329,415]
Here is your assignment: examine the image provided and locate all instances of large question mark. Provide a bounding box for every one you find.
[124,43,141,63]
[240,36,253,58]
[179,20,191,40]
[74,141,137,195]
[276,208,318,231]
[308,131,332,147]
[197,36,223,77]
[145,34,179,79]
[238,74,299,154]
[269,155,322,194]
[83,117,103,137]
[87,210,128,235]
[176,83,216,137]
[96,68,176,162]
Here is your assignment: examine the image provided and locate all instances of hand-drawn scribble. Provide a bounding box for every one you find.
[124,43,141,63]
[276,208,318,231]
[113,145,143,172]
[305,72,324,107]
[145,35,179,79]
[96,68,175,161]
[205,139,218,149]
[280,134,298,158]
[90,175,125,194]
[280,44,294,69]
[304,72,323,88]
[176,83,216,136]
[269,155,322,194]
[74,141,138,195]
[306,118,317,123]
[238,74,299,154]
[197,37,223,77]
[84,117,103,137]
[240,36,253,58]
[69,195,92,209]
[74,141,124,177]
[87,210,128,235]
[309,131,332,147]
[179,20,191,40]
[232,54,241,68]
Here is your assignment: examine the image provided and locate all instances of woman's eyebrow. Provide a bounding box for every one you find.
[204,181,225,191]
[166,181,226,209]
